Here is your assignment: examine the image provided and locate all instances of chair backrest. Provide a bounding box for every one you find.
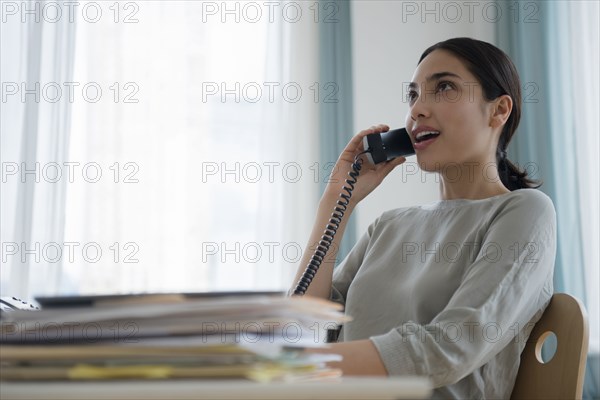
[511,293,589,400]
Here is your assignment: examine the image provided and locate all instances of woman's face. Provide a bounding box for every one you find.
[405,49,499,172]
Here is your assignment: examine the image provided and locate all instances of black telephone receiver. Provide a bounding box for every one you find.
[292,128,414,296]
[362,127,415,164]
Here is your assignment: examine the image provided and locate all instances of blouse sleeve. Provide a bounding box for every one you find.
[369,190,557,387]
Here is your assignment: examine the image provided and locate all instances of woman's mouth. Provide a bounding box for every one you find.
[413,131,440,150]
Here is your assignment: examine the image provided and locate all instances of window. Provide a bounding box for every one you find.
[1,1,320,297]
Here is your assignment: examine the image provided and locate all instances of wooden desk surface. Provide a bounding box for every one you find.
[1,377,431,399]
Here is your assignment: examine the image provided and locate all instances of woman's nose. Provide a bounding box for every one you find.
[409,95,430,121]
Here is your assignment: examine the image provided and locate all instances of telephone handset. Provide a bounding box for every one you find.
[362,128,415,164]
[292,128,415,296]
[0,296,40,312]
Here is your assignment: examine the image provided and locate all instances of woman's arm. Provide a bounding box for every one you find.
[289,192,358,299]
[289,124,406,299]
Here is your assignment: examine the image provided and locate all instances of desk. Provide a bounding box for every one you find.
[1,377,431,399]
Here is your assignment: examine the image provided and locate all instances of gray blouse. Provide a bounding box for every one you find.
[330,189,556,399]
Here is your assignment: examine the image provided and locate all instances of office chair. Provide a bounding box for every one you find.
[511,293,589,400]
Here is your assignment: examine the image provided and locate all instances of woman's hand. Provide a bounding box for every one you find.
[303,339,388,376]
[323,124,407,206]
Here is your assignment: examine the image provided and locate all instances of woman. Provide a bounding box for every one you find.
[290,37,556,399]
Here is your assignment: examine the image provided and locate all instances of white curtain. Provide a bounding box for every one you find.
[570,3,600,395]
[2,1,321,298]
[1,5,76,298]
[569,1,599,353]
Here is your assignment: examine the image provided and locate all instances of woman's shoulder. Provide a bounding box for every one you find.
[505,187,552,203]
[362,206,418,235]
[497,188,556,217]
[377,205,420,223]
[483,189,557,239]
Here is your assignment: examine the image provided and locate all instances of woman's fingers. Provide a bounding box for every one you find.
[358,124,390,140]
[343,124,390,154]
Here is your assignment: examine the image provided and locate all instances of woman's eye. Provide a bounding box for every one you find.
[436,81,454,92]
[407,90,418,103]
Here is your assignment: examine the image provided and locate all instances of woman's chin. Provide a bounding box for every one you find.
[416,157,442,173]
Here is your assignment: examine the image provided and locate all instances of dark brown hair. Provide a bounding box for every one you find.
[418,37,540,190]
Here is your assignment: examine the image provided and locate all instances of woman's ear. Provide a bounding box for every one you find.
[489,95,513,128]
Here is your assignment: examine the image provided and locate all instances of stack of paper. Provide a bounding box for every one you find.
[0,292,350,383]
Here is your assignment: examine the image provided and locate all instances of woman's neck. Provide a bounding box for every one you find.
[438,161,510,200]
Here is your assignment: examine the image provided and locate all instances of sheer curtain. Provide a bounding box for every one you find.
[1,6,77,298]
[570,3,600,397]
[2,1,323,298]
[497,1,599,397]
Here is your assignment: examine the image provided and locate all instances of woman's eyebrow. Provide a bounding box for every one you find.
[408,72,462,89]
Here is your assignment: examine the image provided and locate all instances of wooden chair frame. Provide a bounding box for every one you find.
[511,293,589,400]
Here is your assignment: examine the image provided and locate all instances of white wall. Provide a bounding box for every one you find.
[350,0,496,233]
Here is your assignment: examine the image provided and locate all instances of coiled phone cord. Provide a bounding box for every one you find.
[292,150,370,296]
